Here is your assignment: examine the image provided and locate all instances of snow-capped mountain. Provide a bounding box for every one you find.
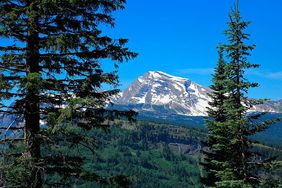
[113,71,280,117]
[113,71,211,116]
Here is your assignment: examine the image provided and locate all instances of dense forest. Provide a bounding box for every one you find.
[44,120,282,187]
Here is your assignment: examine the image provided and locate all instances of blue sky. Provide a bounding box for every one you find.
[0,1,281,100]
[107,0,282,100]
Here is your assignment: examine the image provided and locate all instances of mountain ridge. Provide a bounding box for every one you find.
[113,71,281,117]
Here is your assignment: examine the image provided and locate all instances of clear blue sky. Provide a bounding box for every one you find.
[0,1,281,100]
[108,0,282,100]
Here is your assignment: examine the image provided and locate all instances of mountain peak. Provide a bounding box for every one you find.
[113,71,281,117]
[145,71,188,82]
[114,70,211,116]
[147,70,172,76]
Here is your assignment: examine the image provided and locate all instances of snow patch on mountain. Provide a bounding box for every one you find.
[112,71,280,117]
[113,71,212,116]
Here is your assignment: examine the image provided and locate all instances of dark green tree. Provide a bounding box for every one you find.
[201,45,228,187]
[0,0,137,187]
[212,1,280,187]
[219,1,261,187]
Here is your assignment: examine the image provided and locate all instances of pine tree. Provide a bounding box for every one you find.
[220,1,260,186]
[215,1,280,187]
[0,1,137,187]
[201,1,281,187]
[201,45,228,187]
[207,45,227,123]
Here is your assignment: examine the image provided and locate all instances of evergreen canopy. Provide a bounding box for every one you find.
[202,1,281,187]
[0,0,137,187]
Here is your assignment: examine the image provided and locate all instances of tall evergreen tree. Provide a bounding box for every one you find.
[202,1,281,187]
[0,0,137,187]
[220,1,261,187]
[213,1,280,187]
[201,45,228,187]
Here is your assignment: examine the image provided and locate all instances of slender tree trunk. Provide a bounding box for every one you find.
[25,2,42,187]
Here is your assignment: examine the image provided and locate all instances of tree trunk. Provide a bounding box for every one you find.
[25,2,42,187]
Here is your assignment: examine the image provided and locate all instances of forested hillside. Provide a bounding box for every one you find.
[46,121,281,187]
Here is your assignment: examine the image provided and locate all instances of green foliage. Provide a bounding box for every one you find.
[202,1,282,187]
[39,120,282,188]
[71,122,203,188]
[201,45,229,187]
[0,0,137,187]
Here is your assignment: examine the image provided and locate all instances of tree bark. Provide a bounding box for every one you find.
[25,2,42,187]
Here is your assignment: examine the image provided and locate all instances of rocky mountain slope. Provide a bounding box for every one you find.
[113,71,211,116]
[112,71,281,116]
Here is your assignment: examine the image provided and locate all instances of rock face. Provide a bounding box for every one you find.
[113,71,281,116]
[256,100,282,113]
[113,71,211,116]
